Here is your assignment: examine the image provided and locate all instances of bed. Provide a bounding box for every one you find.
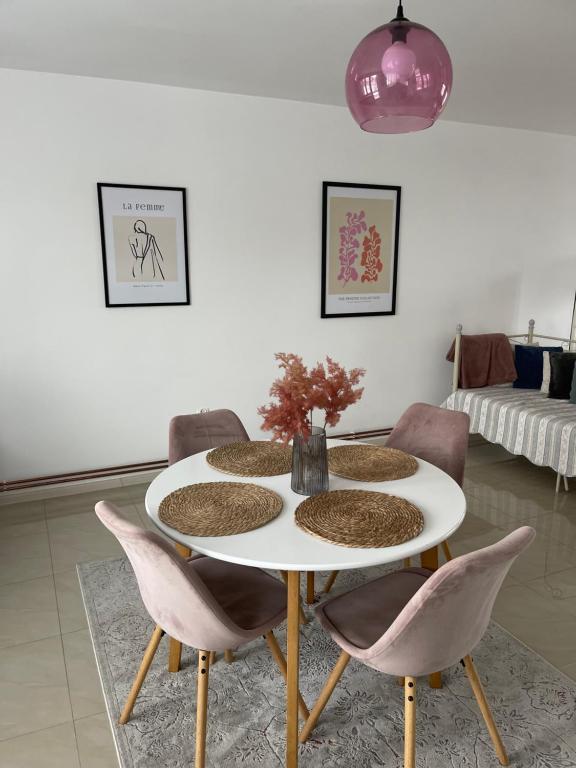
[441,320,576,490]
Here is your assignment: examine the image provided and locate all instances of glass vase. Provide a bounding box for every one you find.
[291,426,329,496]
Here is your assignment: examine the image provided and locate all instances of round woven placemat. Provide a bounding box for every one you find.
[294,489,424,548]
[328,444,418,482]
[158,482,283,537]
[206,441,292,477]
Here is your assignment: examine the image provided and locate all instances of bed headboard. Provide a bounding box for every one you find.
[451,319,576,393]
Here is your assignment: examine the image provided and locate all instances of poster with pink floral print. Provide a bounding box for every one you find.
[321,182,401,318]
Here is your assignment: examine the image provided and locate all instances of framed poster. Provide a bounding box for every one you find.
[97,183,190,307]
[321,181,401,318]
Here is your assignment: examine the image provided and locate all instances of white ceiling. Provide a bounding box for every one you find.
[2,0,576,135]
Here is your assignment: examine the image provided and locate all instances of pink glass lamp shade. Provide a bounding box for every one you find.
[346,2,452,133]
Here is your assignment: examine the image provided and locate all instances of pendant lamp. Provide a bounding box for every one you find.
[345,2,452,133]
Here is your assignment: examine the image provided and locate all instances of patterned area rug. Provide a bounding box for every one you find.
[78,558,576,767]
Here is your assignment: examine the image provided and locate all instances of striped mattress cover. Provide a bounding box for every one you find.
[441,384,576,477]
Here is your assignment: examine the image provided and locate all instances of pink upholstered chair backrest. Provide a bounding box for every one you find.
[168,409,250,465]
[95,502,254,650]
[362,527,535,676]
[386,402,470,486]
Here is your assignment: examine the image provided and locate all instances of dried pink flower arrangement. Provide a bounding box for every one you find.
[258,353,365,443]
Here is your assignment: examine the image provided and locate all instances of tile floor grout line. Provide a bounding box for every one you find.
[0,719,79,745]
[72,710,108,724]
[45,502,83,768]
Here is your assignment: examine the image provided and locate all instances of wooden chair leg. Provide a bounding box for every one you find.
[299,651,351,742]
[224,649,235,663]
[404,676,416,768]
[209,651,216,665]
[306,572,315,604]
[168,543,192,672]
[195,650,211,768]
[119,625,164,724]
[323,570,339,594]
[442,540,453,561]
[403,558,412,568]
[168,636,183,673]
[265,631,310,720]
[463,656,509,766]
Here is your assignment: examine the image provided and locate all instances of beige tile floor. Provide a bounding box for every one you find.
[1,441,575,766]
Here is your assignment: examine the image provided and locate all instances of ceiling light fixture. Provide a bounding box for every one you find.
[345,2,453,133]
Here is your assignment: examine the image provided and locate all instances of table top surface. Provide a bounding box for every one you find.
[145,439,466,571]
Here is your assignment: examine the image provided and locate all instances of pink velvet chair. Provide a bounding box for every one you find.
[168,409,250,466]
[387,402,470,565]
[386,402,470,488]
[168,409,250,668]
[301,527,535,768]
[323,403,470,595]
[95,502,309,768]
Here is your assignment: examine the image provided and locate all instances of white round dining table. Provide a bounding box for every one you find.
[145,439,466,768]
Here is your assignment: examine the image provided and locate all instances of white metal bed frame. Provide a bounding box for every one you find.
[451,319,576,493]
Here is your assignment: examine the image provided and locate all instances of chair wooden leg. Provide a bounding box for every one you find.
[306,571,315,604]
[299,650,351,742]
[404,676,416,768]
[168,636,183,673]
[119,625,164,724]
[209,651,216,665]
[463,656,509,766]
[323,570,339,594]
[175,543,192,558]
[195,650,211,768]
[403,558,412,568]
[224,649,235,663]
[168,543,192,672]
[442,540,453,561]
[265,631,310,720]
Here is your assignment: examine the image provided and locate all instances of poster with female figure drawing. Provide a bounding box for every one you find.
[321,182,400,317]
[98,184,189,307]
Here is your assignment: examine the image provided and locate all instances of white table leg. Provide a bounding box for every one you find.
[286,570,300,768]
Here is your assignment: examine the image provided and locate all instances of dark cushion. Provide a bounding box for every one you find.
[549,352,576,399]
[570,366,576,404]
[513,345,563,389]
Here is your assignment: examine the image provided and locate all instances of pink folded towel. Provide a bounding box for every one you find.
[446,333,517,389]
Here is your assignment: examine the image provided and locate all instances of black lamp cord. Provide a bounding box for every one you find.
[391,1,409,43]
[394,2,407,21]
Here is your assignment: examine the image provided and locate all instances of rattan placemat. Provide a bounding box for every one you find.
[206,441,292,477]
[294,489,424,548]
[328,444,418,482]
[158,482,283,537]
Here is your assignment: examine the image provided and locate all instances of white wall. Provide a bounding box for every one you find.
[2,68,576,479]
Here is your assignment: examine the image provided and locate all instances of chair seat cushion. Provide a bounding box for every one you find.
[190,557,287,631]
[317,568,431,650]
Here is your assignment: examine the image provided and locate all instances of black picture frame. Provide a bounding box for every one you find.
[97,183,190,307]
[321,181,401,318]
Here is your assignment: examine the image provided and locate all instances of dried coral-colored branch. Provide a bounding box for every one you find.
[258,353,365,443]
